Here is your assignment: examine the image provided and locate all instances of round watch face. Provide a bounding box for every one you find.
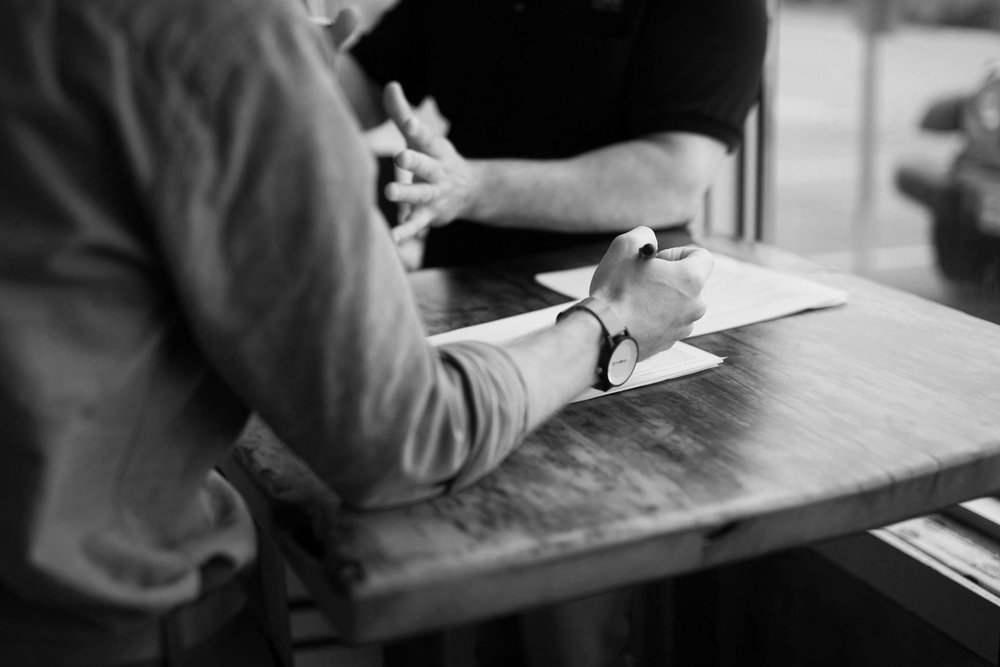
[606,337,639,387]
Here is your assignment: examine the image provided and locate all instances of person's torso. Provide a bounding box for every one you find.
[425,0,648,160]
[0,0,258,641]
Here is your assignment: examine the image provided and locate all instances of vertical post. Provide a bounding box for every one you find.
[854,0,896,273]
[755,0,779,243]
[736,119,748,240]
[854,22,878,273]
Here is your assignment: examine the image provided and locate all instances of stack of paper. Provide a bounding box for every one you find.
[430,254,848,402]
[430,311,724,403]
[535,254,849,338]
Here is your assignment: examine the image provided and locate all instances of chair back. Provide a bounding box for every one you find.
[697,0,778,243]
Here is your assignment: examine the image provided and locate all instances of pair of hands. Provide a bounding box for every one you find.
[320,10,711,350]
[590,227,713,359]
[381,83,476,244]
[315,8,464,243]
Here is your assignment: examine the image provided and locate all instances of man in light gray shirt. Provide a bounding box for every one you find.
[0,0,712,664]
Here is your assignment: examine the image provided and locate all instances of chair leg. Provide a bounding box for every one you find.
[219,455,296,667]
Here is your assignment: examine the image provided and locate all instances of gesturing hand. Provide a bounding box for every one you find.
[383,82,481,244]
[590,227,713,359]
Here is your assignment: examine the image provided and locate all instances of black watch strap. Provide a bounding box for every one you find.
[557,297,638,390]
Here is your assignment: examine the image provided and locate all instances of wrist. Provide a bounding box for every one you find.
[553,307,604,382]
[557,297,639,391]
[463,159,495,221]
[556,305,605,343]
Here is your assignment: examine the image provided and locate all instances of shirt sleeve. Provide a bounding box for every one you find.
[137,0,529,509]
[624,0,768,151]
[350,0,432,105]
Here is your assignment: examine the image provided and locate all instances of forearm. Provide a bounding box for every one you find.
[309,312,602,507]
[468,133,725,233]
[399,311,603,502]
[502,310,603,428]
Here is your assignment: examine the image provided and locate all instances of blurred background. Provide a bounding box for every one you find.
[774,0,1000,322]
[348,0,1000,321]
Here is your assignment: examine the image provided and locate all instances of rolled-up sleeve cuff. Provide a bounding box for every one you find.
[436,341,530,493]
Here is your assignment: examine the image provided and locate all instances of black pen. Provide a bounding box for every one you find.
[639,243,656,259]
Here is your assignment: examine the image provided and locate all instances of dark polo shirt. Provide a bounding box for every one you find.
[353,0,768,266]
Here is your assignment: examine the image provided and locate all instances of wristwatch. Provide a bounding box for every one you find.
[557,297,639,391]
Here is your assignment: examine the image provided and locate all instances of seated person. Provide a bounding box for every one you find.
[337,3,766,664]
[338,0,768,267]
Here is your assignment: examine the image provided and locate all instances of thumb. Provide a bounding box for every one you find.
[604,226,657,262]
[390,209,434,244]
[383,82,415,131]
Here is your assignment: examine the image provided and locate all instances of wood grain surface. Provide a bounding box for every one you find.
[235,234,1000,643]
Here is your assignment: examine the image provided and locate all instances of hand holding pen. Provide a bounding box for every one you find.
[590,227,712,359]
[638,241,706,262]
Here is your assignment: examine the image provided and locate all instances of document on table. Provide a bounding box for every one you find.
[535,253,849,338]
[429,305,724,403]
[428,254,844,402]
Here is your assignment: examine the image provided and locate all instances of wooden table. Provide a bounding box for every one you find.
[234,235,1000,645]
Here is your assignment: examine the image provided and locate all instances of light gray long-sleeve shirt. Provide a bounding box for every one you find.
[0,0,528,643]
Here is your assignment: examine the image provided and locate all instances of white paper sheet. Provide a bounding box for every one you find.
[429,307,724,403]
[535,254,849,338]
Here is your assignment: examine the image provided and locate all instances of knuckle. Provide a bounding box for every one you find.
[609,231,632,253]
[691,297,708,322]
[624,225,652,245]
[681,267,710,294]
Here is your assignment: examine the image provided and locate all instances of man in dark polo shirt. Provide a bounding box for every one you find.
[338,0,768,268]
[335,2,765,664]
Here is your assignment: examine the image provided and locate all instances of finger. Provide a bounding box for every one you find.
[395,150,443,182]
[382,83,423,143]
[656,246,704,261]
[402,117,450,158]
[383,83,450,157]
[391,210,435,243]
[607,225,657,261]
[392,160,413,225]
[383,81,416,134]
[385,182,438,205]
[397,202,412,226]
[667,247,715,287]
[326,5,361,52]
[401,205,435,231]
[691,296,709,322]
